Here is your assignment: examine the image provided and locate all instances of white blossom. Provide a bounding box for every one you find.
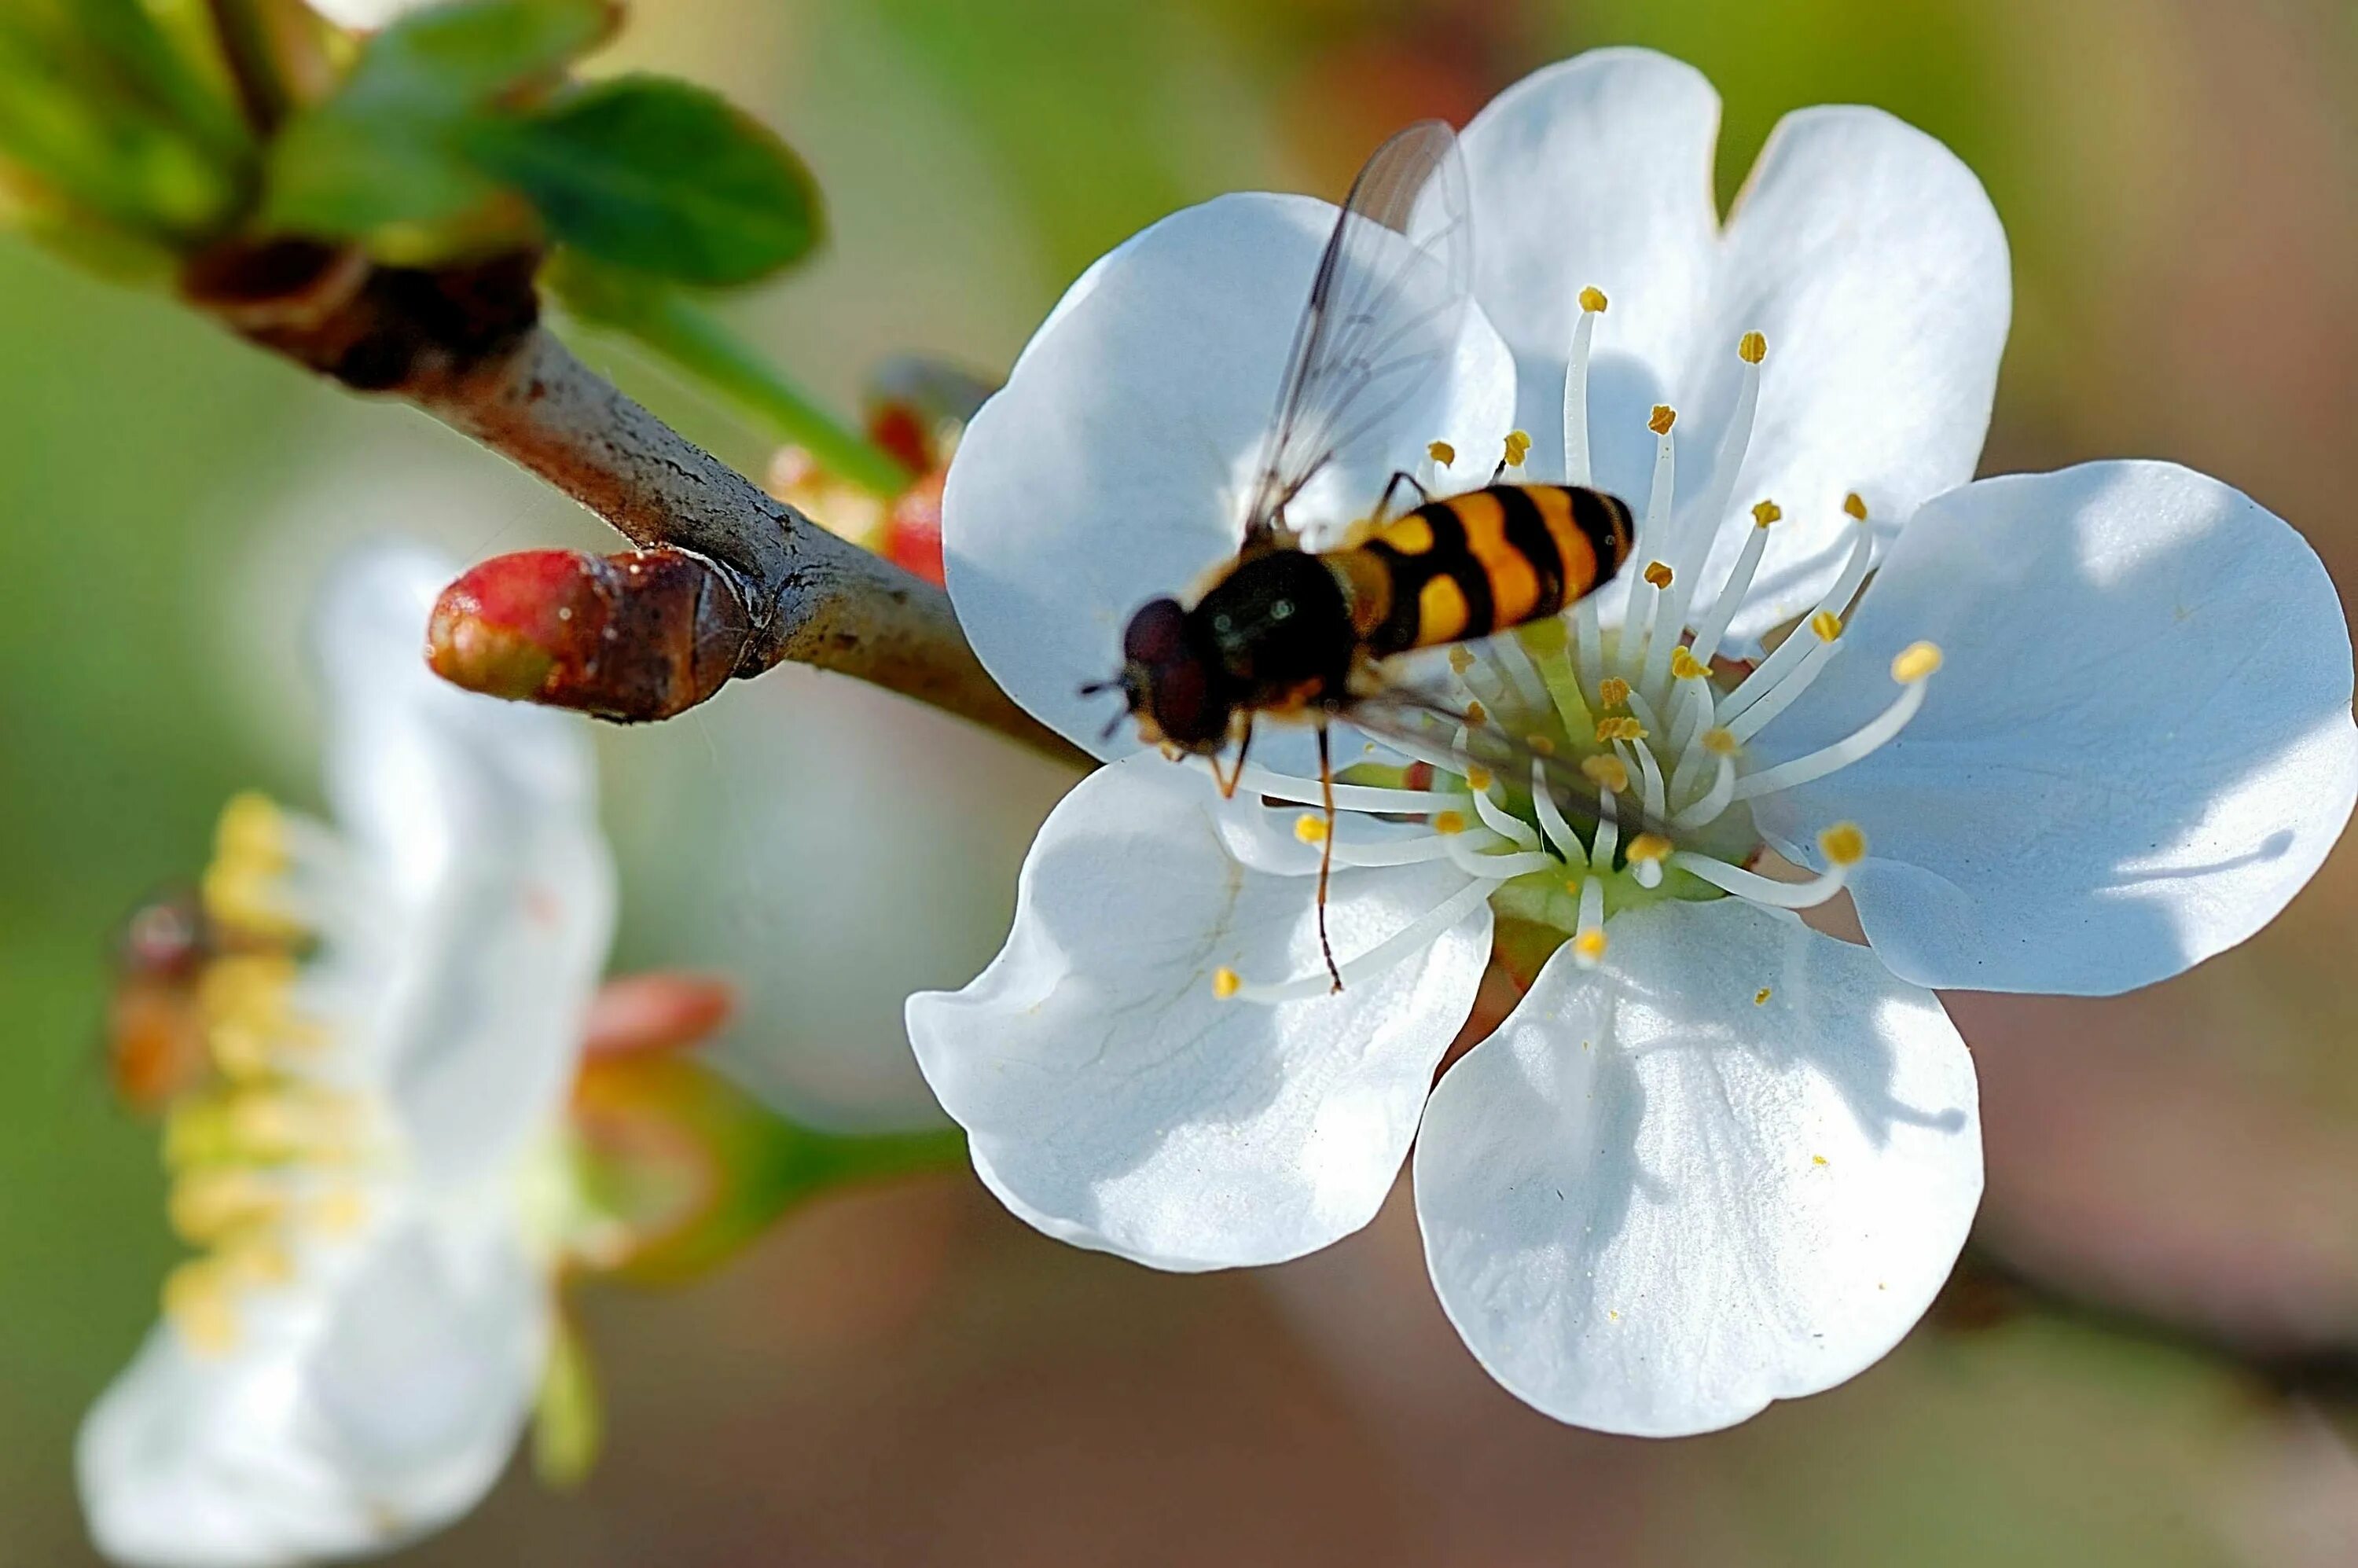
[79,545,613,1565]
[913,49,2358,1434]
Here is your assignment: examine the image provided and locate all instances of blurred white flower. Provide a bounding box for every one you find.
[79,546,613,1566]
[913,48,2358,1434]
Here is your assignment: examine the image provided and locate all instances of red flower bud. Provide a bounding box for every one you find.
[427,546,753,722]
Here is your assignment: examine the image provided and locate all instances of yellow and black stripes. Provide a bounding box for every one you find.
[1344,483,1633,656]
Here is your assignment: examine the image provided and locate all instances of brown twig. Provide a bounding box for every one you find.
[182,240,1082,761]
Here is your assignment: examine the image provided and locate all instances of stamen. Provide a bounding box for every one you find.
[1621,736,1668,821]
[1723,624,1842,743]
[1571,877,1607,967]
[1580,754,1629,795]
[1669,646,1708,682]
[1563,288,1607,487]
[1432,810,1468,835]
[1623,412,1679,660]
[1419,440,1453,493]
[1669,750,1736,830]
[1669,841,1854,909]
[1676,332,1766,593]
[1730,648,1941,801]
[1717,501,1875,725]
[1597,676,1631,710]
[1469,779,1539,850]
[1531,760,1582,861]
[1625,832,1673,889]
[1239,766,1464,815]
[1294,813,1328,844]
[1502,429,1532,469]
[1589,782,1620,869]
[1685,499,1778,669]
[1594,717,1645,744]
[1225,878,1498,1003]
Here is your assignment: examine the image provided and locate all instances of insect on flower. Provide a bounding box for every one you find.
[1091,121,1636,989]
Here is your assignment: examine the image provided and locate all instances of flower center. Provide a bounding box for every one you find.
[1211,297,1942,1002]
[157,794,391,1357]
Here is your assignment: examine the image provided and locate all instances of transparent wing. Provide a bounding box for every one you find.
[1240,119,1473,551]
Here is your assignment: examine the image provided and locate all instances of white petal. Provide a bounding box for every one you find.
[909,754,1489,1269]
[78,1214,544,1567]
[943,193,1515,760]
[1754,461,2358,996]
[1681,106,2011,642]
[1460,48,1722,494]
[310,545,615,1188]
[1414,899,1981,1436]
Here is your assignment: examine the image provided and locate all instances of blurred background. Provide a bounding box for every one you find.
[7,0,2358,1562]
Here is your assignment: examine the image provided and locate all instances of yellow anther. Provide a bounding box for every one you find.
[1572,928,1609,964]
[197,953,296,1023]
[213,792,287,872]
[1891,641,1944,684]
[310,1188,370,1236]
[1751,499,1782,527]
[215,1234,294,1287]
[1447,646,1477,674]
[1702,727,1740,758]
[1818,821,1868,866]
[1669,647,1708,681]
[1579,755,1631,793]
[163,1260,240,1358]
[168,1170,282,1243]
[1625,832,1673,864]
[1642,560,1673,589]
[1843,491,1869,521]
[1596,676,1631,708]
[219,1085,358,1162]
[1525,733,1557,757]
[1754,987,1773,1005]
[1427,439,1456,468]
[1594,717,1646,744]
[1647,405,1677,435]
[1294,813,1328,844]
[1431,810,1468,835]
[1578,285,1608,314]
[1502,430,1532,468]
[1810,609,1844,643]
[200,863,303,942]
[1811,1154,1829,1167]
[1464,764,1493,793]
[1463,700,1487,726]
[1738,330,1768,365]
[1210,966,1242,1000]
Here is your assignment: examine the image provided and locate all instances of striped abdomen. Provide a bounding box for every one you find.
[1328,483,1634,657]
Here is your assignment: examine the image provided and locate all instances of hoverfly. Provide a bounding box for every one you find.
[1093,120,1637,990]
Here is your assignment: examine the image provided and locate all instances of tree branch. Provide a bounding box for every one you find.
[184,241,1083,762]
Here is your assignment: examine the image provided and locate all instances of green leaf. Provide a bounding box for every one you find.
[332,0,615,117]
[262,0,611,241]
[0,0,251,243]
[465,75,821,286]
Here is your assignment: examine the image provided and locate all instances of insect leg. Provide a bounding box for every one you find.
[1371,468,1430,527]
[1210,714,1258,799]
[1317,720,1342,993]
